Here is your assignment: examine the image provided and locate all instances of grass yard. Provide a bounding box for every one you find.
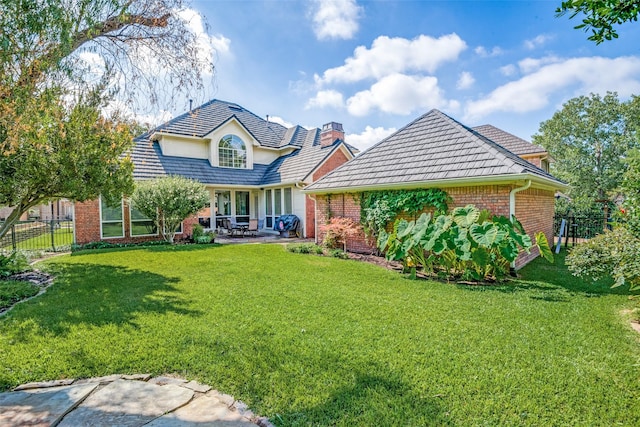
[0,244,639,425]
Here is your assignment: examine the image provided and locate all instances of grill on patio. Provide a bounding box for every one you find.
[274,214,300,238]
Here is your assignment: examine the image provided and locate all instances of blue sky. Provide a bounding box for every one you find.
[163,0,640,150]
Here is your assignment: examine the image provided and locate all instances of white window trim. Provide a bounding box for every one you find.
[129,204,159,237]
[99,196,124,239]
[218,134,248,169]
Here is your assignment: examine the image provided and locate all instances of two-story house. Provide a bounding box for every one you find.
[73,99,357,244]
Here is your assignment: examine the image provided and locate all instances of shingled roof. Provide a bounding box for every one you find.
[305,109,564,193]
[130,100,355,186]
[472,124,547,156]
[153,99,295,149]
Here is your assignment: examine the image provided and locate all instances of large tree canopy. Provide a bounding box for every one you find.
[532,92,639,209]
[556,0,640,44]
[0,0,213,240]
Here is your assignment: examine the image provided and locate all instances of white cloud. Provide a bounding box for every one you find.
[346,73,458,117]
[518,55,562,74]
[457,71,475,90]
[177,8,231,72]
[346,126,397,151]
[267,115,294,128]
[310,0,362,40]
[306,90,345,109]
[524,34,553,50]
[500,64,517,76]
[317,34,467,85]
[475,46,503,58]
[465,56,640,120]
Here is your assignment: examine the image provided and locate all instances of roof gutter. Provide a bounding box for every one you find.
[509,179,531,271]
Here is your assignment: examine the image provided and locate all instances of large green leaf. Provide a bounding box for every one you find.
[499,240,520,262]
[470,223,507,247]
[452,205,480,228]
[471,247,490,267]
[535,231,554,263]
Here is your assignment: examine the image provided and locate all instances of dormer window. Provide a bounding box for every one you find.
[219,134,247,168]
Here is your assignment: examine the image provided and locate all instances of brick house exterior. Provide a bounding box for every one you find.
[74,100,356,245]
[305,109,565,269]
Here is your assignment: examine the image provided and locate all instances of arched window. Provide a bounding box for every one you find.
[218,134,247,168]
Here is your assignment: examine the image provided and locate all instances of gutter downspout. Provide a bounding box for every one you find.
[509,179,532,275]
[307,192,318,245]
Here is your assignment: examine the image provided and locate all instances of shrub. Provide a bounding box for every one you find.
[287,243,324,254]
[321,217,361,251]
[0,251,31,277]
[566,227,640,291]
[377,205,553,282]
[191,223,205,241]
[329,249,349,259]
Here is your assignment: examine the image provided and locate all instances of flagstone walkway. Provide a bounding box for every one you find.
[0,374,273,427]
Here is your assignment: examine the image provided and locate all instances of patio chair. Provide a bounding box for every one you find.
[246,219,259,237]
[228,217,243,237]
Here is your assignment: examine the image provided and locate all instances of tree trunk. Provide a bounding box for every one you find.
[0,202,38,241]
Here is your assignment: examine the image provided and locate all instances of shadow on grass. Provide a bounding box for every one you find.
[274,370,446,426]
[70,243,222,256]
[11,262,202,337]
[457,250,638,299]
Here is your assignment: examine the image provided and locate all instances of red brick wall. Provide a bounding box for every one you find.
[312,149,350,182]
[305,195,316,238]
[74,198,196,245]
[314,184,556,268]
[515,188,555,267]
[74,200,102,244]
[306,148,351,238]
[315,193,371,253]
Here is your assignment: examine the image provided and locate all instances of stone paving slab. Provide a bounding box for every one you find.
[0,383,98,426]
[57,379,194,427]
[146,394,252,426]
[13,379,75,391]
[182,380,212,393]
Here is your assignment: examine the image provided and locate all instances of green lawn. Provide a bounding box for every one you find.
[0,244,639,425]
[2,227,73,251]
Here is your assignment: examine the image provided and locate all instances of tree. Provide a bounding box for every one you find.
[0,0,212,240]
[131,176,209,243]
[556,0,640,44]
[532,92,638,210]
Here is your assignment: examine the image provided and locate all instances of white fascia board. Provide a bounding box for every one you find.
[303,173,568,194]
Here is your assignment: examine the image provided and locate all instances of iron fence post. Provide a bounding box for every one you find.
[50,218,56,251]
[11,225,16,251]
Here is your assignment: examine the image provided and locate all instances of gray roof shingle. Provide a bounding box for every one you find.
[131,100,355,186]
[472,124,547,156]
[306,109,564,192]
[154,99,293,149]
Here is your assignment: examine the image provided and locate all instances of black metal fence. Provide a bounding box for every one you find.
[0,216,74,253]
[553,213,610,246]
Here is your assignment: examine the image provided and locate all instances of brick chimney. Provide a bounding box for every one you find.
[320,122,344,147]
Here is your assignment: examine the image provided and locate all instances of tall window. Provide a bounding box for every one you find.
[235,191,250,222]
[218,134,247,168]
[266,189,273,228]
[100,197,123,238]
[284,188,292,214]
[130,204,157,236]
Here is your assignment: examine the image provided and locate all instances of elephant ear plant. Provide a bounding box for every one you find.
[377,205,553,282]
